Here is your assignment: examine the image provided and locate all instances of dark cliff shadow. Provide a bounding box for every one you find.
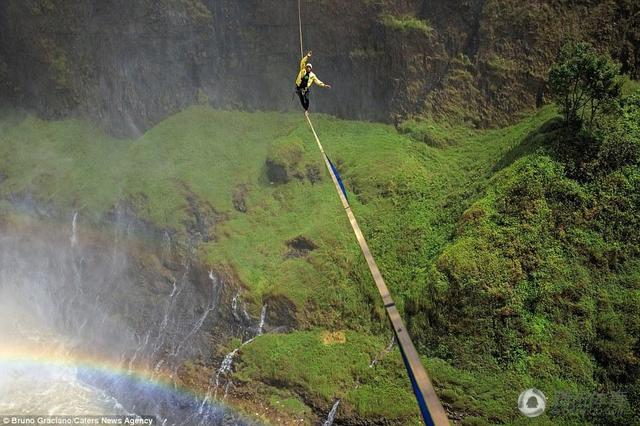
[491,116,564,173]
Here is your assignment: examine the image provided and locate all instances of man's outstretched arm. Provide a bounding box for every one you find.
[313,76,331,89]
[299,50,312,70]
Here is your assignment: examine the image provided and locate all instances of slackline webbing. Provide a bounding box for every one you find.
[304,114,449,426]
[295,0,448,422]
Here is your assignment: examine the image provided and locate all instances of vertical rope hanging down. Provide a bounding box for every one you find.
[298,0,304,58]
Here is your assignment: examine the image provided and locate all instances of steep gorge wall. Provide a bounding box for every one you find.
[0,0,638,136]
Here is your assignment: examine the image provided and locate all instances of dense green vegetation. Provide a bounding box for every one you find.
[406,57,640,424]
[379,13,434,37]
[1,71,639,423]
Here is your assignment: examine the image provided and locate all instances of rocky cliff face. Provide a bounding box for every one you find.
[0,0,638,136]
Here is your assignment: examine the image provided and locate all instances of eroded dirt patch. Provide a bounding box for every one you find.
[285,236,318,259]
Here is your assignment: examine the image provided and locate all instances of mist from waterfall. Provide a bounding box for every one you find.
[0,212,257,425]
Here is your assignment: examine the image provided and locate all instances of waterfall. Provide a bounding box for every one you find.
[231,292,252,323]
[209,302,266,400]
[213,347,239,398]
[231,293,240,320]
[369,335,395,368]
[161,230,171,257]
[68,211,84,300]
[173,301,215,356]
[128,331,150,374]
[323,400,340,426]
[222,380,232,401]
[242,303,251,321]
[318,336,395,426]
[257,304,267,335]
[70,211,78,247]
[173,273,219,357]
[150,280,179,359]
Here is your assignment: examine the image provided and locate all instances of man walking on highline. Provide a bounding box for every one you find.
[295,50,331,114]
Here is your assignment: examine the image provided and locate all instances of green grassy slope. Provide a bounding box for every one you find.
[0,102,637,424]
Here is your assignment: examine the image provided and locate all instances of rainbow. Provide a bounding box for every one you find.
[1,343,171,388]
[0,342,227,419]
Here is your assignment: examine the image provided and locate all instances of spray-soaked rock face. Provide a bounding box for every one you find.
[0,214,257,425]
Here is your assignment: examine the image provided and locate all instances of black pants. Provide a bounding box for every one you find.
[296,87,310,111]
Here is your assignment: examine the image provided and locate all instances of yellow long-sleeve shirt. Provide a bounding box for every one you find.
[295,54,326,89]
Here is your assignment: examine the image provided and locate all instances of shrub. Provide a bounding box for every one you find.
[379,13,434,37]
[549,42,622,129]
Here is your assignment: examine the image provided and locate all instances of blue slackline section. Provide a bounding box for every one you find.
[326,155,348,201]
